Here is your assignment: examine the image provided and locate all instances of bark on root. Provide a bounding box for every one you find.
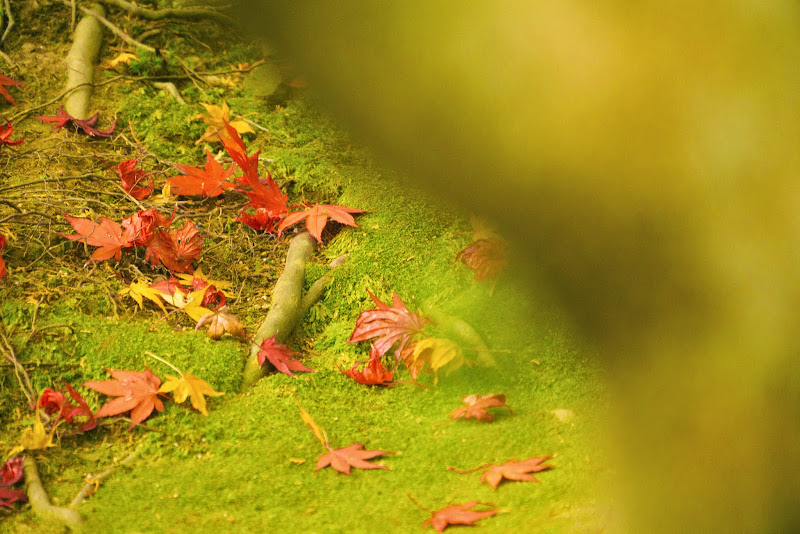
[240,232,317,391]
[64,3,105,120]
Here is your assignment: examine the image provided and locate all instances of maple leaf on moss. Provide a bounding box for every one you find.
[144,220,203,273]
[84,368,164,426]
[61,214,136,263]
[347,289,430,359]
[0,233,6,279]
[175,266,232,293]
[449,393,511,422]
[0,120,23,146]
[420,500,499,532]
[278,203,366,243]
[340,344,394,385]
[121,208,174,247]
[110,158,154,200]
[159,372,223,416]
[119,280,168,313]
[403,338,464,383]
[159,285,213,322]
[314,443,396,475]
[168,149,236,197]
[0,73,23,106]
[195,305,246,340]
[448,456,553,490]
[257,335,314,377]
[193,101,254,144]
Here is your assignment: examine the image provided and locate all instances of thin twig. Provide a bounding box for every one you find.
[69,449,140,509]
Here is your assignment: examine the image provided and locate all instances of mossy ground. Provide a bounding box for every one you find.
[1,5,612,533]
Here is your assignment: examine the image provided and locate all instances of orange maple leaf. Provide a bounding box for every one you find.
[347,289,430,359]
[277,203,366,243]
[418,499,499,532]
[61,214,135,263]
[168,149,236,197]
[449,393,511,422]
[314,443,396,475]
[84,368,164,426]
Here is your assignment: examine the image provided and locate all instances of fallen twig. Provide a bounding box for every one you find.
[98,0,235,26]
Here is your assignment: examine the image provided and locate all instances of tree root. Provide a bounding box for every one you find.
[64,3,106,120]
[98,0,235,26]
[23,455,83,530]
[240,232,316,391]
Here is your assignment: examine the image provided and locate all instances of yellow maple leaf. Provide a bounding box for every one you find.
[296,400,328,447]
[407,338,464,384]
[175,266,233,294]
[158,285,213,322]
[192,101,254,144]
[159,373,224,416]
[103,51,140,69]
[149,183,176,204]
[8,409,59,456]
[119,279,168,313]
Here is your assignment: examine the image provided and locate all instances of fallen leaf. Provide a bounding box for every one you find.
[36,106,117,137]
[296,401,328,446]
[0,487,26,509]
[119,280,168,313]
[0,72,23,106]
[278,203,366,243]
[110,158,154,200]
[347,289,430,359]
[422,500,499,532]
[479,457,553,490]
[84,368,164,426]
[175,266,232,293]
[121,208,174,247]
[449,393,511,422]
[0,120,23,145]
[1,458,23,486]
[19,409,58,451]
[150,277,188,296]
[168,149,236,197]
[314,443,396,475]
[103,51,139,68]
[159,285,213,321]
[144,220,203,273]
[159,373,224,416]
[453,238,507,287]
[193,101,254,144]
[257,335,314,377]
[0,234,6,279]
[404,338,464,383]
[195,305,246,340]
[61,214,135,263]
[340,344,394,385]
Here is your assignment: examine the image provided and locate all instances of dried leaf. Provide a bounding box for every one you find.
[449,393,512,422]
[159,373,224,416]
[193,101,254,144]
[314,443,396,475]
[19,409,58,451]
[0,120,23,145]
[195,306,246,340]
[159,285,213,321]
[479,457,553,489]
[422,500,499,532]
[296,401,328,446]
[0,72,23,105]
[61,214,135,263]
[340,344,394,385]
[103,52,139,68]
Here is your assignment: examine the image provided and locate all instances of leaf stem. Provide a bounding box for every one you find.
[145,351,182,376]
[446,463,493,474]
[406,493,431,513]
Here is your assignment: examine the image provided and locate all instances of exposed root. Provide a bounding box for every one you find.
[152,81,186,105]
[64,3,106,119]
[73,1,155,53]
[240,231,316,390]
[23,455,84,529]
[98,0,235,26]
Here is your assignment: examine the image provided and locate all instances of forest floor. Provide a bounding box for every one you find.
[0,3,613,532]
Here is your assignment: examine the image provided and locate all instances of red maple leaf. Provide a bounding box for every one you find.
[111,158,154,200]
[168,149,236,197]
[453,237,507,287]
[0,120,23,145]
[314,442,396,474]
[449,393,512,422]
[278,203,366,243]
[121,208,174,246]
[222,121,260,179]
[1,458,23,486]
[0,488,26,509]
[36,106,116,137]
[61,214,136,263]
[144,220,203,273]
[480,457,553,489]
[0,233,6,279]
[340,344,394,385]
[84,368,164,426]
[38,383,96,432]
[151,277,188,296]
[347,289,430,359]
[418,499,499,532]
[256,334,314,377]
[0,72,23,106]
